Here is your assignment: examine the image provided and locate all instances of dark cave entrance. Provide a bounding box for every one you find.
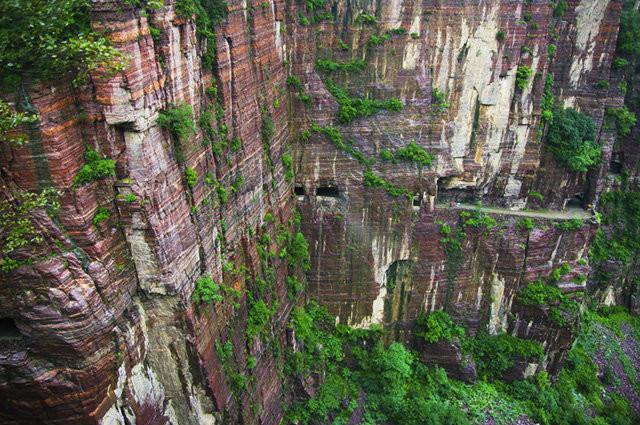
[0,318,22,340]
[316,186,340,198]
[565,194,585,209]
[294,185,305,196]
[436,177,475,204]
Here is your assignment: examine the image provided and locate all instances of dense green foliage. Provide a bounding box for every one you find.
[467,333,544,381]
[185,167,198,189]
[416,311,465,343]
[606,106,637,138]
[515,66,533,90]
[92,207,110,226]
[192,274,224,304]
[363,170,409,197]
[316,58,367,74]
[0,0,125,88]
[516,217,535,231]
[379,141,435,169]
[158,104,197,142]
[286,301,639,425]
[0,188,60,272]
[545,106,600,172]
[324,79,402,123]
[74,148,116,186]
[617,0,640,57]
[395,141,434,168]
[0,100,36,146]
[518,280,579,326]
[555,218,584,231]
[590,188,640,265]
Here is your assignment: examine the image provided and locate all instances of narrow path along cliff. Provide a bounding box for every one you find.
[437,202,594,220]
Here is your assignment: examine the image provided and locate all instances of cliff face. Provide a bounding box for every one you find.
[292,0,619,370]
[0,0,630,424]
[1,1,295,423]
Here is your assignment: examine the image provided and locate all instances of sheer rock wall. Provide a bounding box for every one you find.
[0,0,628,424]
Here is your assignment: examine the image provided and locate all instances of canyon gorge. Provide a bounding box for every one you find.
[1,0,640,424]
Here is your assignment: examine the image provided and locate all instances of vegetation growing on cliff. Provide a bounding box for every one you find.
[324,79,403,124]
[0,0,125,88]
[74,148,116,186]
[158,104,197,142]
[285,300,639,425]
[0,100,36,146]
[606,106,637,139]
[545,106,600,172]
[416,311,465,344]
[0,188,60,272]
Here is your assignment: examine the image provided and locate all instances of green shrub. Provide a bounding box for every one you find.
[547,44,556,57]
[247,299,275,337]
[555,218,583,231]
[606,106,637,138]
[612,57,629,70]
[74,148,116,186]
[288,231,311,271]
[0,188,60,272]
[469,333,544,380]
[363,170,408,197]
[0,100,37,146]
[410,32,419,39]
[517,217,535,231]
[185,167,198,188]
[316,58,366,74]
[395,140,434,168]
[282,153,294,182]
[298,13,310,26]
[496,30,506,42]
[287,75,302,90]
[0,0,125,88]
[595,79,610,89]
[553,0,567,18]
[192,274,223,304]
[357,14,378,25]
[380,148,395,162]
[324,79,403,123]
[92,207,110,226]
[541,75,554,122]
[515,66,533,90]
[519,280,563,306]
[617,1,640,56]
[158,104,196,141]
[546,106,600,172]
[261,115,275,144]
[460,208,496,229]
[416,311,465,344]
[217,185,228,204]
[432,88,449,111]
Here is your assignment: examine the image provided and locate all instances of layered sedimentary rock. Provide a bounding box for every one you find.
[1,1,295,423]
[291,0,620,371]
[0,0,631,424]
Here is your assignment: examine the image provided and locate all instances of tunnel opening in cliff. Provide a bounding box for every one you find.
[0,318,22,340]
[436,177,475,204]
[316,186,340,198]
